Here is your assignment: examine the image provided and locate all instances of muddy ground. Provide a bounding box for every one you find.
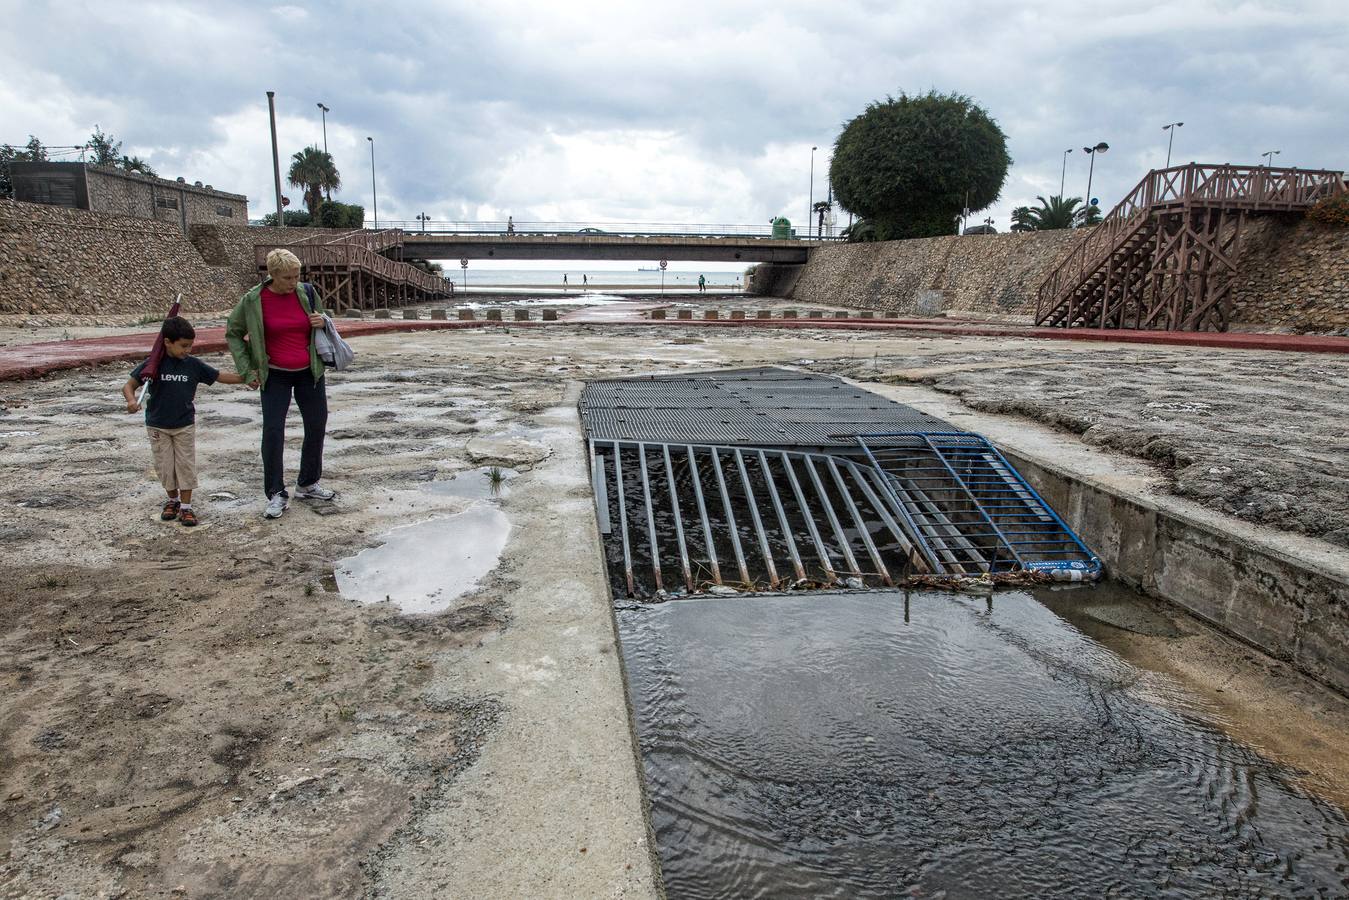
[1,321,1347,898]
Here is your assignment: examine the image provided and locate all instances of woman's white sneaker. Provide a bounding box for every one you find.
[296,482,335,500]
[264,494,289,518]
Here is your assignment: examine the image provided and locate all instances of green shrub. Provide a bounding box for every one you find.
[259,210,312,227]
[1306,192,1349,228]
[315,200,365,229]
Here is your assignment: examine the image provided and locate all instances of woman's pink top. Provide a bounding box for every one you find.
[260,287,312,369]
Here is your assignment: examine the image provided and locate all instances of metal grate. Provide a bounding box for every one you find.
[580,368,947,447]
[582,369,1102,596]
[857,433,1100,579]
[591,440,929,597]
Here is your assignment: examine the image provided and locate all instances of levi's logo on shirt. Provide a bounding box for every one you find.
[159,373,191,382]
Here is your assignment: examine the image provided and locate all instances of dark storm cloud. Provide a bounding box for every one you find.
[2,0,1345,229]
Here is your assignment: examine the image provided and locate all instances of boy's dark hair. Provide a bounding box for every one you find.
[161,316,195,342]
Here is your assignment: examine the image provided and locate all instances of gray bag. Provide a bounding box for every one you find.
[304,284,355,371]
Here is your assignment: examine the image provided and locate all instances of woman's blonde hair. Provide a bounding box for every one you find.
[266,248,302,276]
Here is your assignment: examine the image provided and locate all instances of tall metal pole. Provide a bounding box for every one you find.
[317,102,331,200]
[267,91,284,230]
[367,136,377,229]
[808,146,817,239]
[1060,149,1072,198]
[1085,152,1097,223]
[1261,149,1280,166]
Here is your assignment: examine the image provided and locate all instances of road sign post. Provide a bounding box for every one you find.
[460,258,468,292]
[659,259,667,294]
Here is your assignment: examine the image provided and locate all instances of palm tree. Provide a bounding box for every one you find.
[1074,202,1103,228]
[287,146,341,216]
[1012,195,1084,231]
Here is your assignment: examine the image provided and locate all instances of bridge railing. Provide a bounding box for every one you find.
[371,220,848,240]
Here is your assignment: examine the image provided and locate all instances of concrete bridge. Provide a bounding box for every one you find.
[400,231,819,263]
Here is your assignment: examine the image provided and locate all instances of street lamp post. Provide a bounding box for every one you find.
[317,102,331,200]
[1083,141,1109,225]
[367,136,377,229]
[1261,149,1280,166]
[808,145,817,239]
[1162,121,1183,168]
[416,213,430,232]
[1060,148,1073,198]
[266,91,284,230]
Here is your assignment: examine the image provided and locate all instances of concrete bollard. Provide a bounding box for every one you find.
[677,309,693,320]
[730,310,745,320]
[705,310,719,320]
[781,309,797,319]
[833,311,849,319]
[402,308,421,320]
[756,310,772,319]
[808,310,824,319]
[344,309,363,319]
[457,308,475,320]
[651,309,666,320]
[514,309,530,321]
[542,309,558,321]
[430,308,447,320]
[858,310,875,318]
[374,309,391,319]
[486,309,503,321]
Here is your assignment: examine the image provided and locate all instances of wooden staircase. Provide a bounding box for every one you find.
[255,228,454,313]
[1036,164,1345,331]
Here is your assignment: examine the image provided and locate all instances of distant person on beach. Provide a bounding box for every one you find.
[226,248,337,520]
[698,274,706,292]
[583,274,588,287]
[122,316,245,527]
[563,274,568,289]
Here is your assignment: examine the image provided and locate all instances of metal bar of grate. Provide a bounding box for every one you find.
[611,440,635,596]
[637,443,663,593]
[685,445,722,586]
[734,449,779,588]
[710,448,751,586]
[662,444,694,591]
[759,450,806,583]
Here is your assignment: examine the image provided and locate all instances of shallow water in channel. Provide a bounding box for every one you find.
[616,588,1348,898]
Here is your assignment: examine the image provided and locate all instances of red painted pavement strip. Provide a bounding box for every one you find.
[1,317,1345,382]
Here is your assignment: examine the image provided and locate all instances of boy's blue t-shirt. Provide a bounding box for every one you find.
[130,355,219,429]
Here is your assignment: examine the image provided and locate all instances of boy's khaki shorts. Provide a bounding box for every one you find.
[147,424,197,492]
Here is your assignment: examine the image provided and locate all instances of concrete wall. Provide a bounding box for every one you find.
[0,199,242,317]
[776,230,1084,319]
[1006,450,1349,695]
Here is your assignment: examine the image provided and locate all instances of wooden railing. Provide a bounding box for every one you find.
[1036,164,1346,321]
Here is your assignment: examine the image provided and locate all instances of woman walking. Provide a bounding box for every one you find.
[226,248,335,519]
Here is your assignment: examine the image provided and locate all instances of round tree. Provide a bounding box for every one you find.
[830,91,1010,240]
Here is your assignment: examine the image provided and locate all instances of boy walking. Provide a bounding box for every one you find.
[122,316,244,526]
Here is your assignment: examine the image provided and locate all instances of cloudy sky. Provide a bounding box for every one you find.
[3,0,1347,248]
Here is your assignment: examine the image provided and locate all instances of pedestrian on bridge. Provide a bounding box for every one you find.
[506,216,515,235]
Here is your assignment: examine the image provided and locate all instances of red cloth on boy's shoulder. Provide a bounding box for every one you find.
[260,287,312,369]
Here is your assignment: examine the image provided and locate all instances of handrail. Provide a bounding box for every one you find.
[1036,163,1346,320]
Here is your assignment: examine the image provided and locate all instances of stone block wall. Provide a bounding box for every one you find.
[83,165,248,231]
[191,224,340,288]
[1229,217,1349,333]
[774,219,1349,331]
[0,199,241,317]
[781,230,1084,318]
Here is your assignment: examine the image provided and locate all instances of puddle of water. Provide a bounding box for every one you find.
[619,589,1349,898]
[421,467,517,500]
[334,504,510,613]
[0,431,40,437]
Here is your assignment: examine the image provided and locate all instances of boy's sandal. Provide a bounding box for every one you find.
[161,499,181,520]
[179,508,198,527]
